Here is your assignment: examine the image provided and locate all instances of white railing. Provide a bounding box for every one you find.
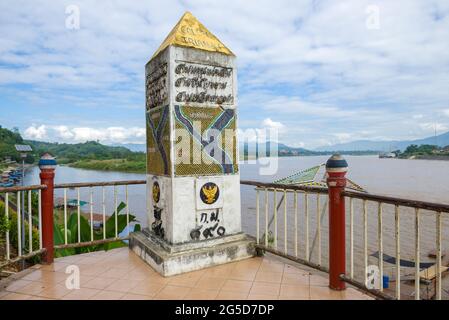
[343,191,449,300]
[53,180,145,249]
[242,180,449,300]
[0,180,146,271]
[0,185,46,269]
[241,180,329,272]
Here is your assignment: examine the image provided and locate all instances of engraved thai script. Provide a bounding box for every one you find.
[146,62,168,109]
[176,92,233,104]
[175,77,227,90]
[175,63,232,78]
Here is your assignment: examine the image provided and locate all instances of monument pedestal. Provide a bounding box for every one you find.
[130,229,255,276]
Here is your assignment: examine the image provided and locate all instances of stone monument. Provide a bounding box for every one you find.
[129,12,255,276]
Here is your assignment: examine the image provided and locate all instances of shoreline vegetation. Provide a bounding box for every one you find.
[69,158,146,173]
[396,144,449,160]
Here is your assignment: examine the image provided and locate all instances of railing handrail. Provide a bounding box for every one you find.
[0,184,47,193]
[342,190,449,213]
[240,180,328,194]
[241,179,449,213]
[54,179,146,189]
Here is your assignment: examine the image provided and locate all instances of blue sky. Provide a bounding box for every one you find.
[1,0,449,149]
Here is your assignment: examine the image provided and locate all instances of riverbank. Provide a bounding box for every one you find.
[69,159,146,173]
[402,155,449,161]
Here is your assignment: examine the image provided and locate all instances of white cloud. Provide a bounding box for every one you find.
[2,1,449,148]
[261,118,285,130]
[24,125,47,140]
[419,122,449,133]
[23,125,145,144]
[333,133,353,144]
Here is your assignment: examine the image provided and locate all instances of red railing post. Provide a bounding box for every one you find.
[39,153,57,264]
[326,154,348,290]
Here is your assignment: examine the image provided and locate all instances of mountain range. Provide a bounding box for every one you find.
[314,131,449,152]
[111,131,449,154]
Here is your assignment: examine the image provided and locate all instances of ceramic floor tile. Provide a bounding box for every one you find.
[279,284,310,299]
[249,281,281,296]
[309,274,328,287]
[283,264,310,275]
[168,273,202,287]
[104,279,140,293]
[100,267,130,279]
[282,272,310,286]
[14,281,47,295]
[340,287,373,300]
[121,293,153,300]
[36,284,72,299]
[195,276,226,290]
[258,262,285,273]
[40,262,70,272]
[220,280,253,293]
[254,272,283,283]
[215,291,248,300]
[154,285,191,300]
[183,289,219,300]
[3,279,32,292]
[228,269,257,281]
[131,282,165,296]
[309,286,342,300]
[0,247,373,301]
[247,294,279,300]
[2,292,33,300]
[90,290,125,300]
[62,288,100,300]
[82,276,117,290]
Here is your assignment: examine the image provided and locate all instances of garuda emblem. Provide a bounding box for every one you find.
[152,181,160,203]
[200,182,219,205]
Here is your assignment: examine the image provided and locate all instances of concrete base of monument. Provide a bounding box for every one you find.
[129,228,256,276]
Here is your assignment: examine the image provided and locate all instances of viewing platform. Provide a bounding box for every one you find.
[1,153,449,300]
[0,247,372,300]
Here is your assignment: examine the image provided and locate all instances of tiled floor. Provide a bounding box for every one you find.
[0,248,373,300]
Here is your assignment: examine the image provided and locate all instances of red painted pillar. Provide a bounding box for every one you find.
[39,153,57,264]
[326,154,348,290]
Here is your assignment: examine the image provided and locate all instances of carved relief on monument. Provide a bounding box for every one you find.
[146,61,168,110]
[173,104,238,176]
[146,105,171,175]
[174,61,234,106]
[190,178,226,241]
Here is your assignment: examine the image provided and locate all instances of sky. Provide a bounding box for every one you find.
[0,0,449,149]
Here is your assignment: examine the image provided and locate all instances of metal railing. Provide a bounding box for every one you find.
[53,180,146,250]
[342,190,449,300]
[0,185,47,269]
[242,179,449,300]
[241,180,329,272]
[0,180,146,271]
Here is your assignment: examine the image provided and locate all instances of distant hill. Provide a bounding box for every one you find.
[26,140,138,163]
[240,141,377,157]
[315,131,449,152]
[0,126,34,164]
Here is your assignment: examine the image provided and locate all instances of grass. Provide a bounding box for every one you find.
[69,158,146,173]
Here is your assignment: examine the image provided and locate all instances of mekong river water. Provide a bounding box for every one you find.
[23,156,449,298]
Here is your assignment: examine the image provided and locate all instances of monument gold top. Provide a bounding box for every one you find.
[151,11,234,59]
